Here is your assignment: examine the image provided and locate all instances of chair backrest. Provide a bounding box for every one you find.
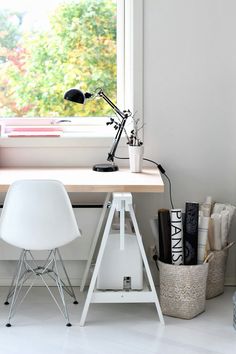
[0,180,81,250]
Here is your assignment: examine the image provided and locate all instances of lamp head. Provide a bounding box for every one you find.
[64,88,93,104]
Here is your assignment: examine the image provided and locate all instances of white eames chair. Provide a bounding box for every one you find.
[0,180,81,327]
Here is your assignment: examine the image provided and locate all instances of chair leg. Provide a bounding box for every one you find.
[56,249,78,304]
[4,249,25,305]
[52,250,71,326]
[6,250,25,327]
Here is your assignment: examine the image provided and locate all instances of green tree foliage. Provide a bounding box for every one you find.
[0,10,27,115]
[0,10,22,62]
[0,0,117,117]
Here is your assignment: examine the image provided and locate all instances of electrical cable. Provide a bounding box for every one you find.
[143,158,174,209]
[153,254,159,271]
[114,155,174,209]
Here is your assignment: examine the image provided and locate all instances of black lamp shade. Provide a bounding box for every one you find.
[64,88,93,104]
[64,88,85,104]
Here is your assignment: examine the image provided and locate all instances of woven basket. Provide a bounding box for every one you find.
[158,260,208,319]
[206,243,234,299]
[206,249,228,299]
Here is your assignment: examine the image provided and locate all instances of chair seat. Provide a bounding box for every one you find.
[0,179,81,250]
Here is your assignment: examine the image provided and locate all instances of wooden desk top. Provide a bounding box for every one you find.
[0,167,164,193]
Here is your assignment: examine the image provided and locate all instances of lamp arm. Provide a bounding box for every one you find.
[98,89,125,119]
[95,89,132,164]
[107,113,129,162]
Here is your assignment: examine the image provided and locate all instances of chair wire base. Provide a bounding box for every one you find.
[4,248,78,327]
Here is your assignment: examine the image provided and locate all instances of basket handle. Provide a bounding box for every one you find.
[204,242,235,263]
[224,241,235,251]
[204,252,214,263]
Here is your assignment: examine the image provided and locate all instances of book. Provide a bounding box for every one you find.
[158,209,171,264]
[8,132,61,137]
[7,127,63,137]
[171,209,184,265]
[184,202,199,265]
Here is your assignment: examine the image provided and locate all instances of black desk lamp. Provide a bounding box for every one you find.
[64,88,131,172]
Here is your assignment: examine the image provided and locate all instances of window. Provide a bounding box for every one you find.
[0,0,143,144]
[0,0,117,118]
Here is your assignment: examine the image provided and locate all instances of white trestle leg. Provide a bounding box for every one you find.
[80,192,165,326]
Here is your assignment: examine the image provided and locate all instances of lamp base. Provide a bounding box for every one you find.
[93,163,118,172]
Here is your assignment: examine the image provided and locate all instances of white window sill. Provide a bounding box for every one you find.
[0,134,129,148]
[0,117,128,147]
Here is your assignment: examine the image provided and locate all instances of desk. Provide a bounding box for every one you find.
[0,167,164,193]
[0,167,164,325]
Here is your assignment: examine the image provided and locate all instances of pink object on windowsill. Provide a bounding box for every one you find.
[9,127,64,132]
[8,132,62,137]
[6,127,63,137]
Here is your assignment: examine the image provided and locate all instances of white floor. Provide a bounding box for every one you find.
[0,286,235,354]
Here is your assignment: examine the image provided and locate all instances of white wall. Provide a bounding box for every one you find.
[139,0,236,283]
[0,0,236,285]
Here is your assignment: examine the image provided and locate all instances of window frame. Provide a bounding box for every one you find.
[0,0,143,149]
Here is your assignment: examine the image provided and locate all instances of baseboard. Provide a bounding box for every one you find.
[224,277,236,286]
[0,276,83,287]
[0,275,235,288]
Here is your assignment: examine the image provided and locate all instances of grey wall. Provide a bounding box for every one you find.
[137,0,236,283]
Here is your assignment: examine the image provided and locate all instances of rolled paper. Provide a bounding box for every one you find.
[205,237,211,255]
[158,209,171,264]
[211,213,222,250]
[200,196,213,217]
[221,210,229,248]
[225,204,236,227]
[197,216,210,264]
[212,203,225,214]
[207,218,214,251]
[184,202,199,265]
[170,209,183,265]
